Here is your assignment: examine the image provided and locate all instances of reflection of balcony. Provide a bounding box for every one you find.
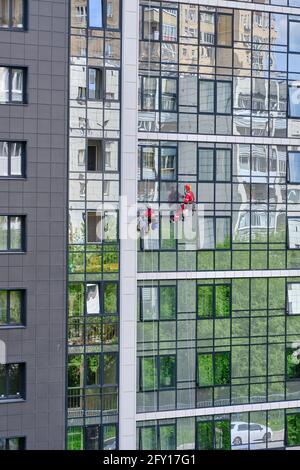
[67,387,118,419]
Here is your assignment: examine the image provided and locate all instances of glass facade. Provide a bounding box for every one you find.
[136,0,300,452]
[138,3,300,138]
[68,0,121,450]
[137,277,300,413]
[137,408,300,450]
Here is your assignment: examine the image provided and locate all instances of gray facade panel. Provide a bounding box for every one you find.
[0,0,68,450]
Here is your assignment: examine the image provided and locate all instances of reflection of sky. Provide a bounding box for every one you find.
[289,153,300,182]
[289,21,300,52]
[272,14,287,45]
[89,1,103,27]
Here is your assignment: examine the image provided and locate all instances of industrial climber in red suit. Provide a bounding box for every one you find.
[171,184,195,222]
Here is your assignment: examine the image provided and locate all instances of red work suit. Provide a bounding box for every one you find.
[173,190,195,221]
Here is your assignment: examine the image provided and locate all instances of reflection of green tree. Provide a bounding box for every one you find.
[68,284,84,317]
[286,348,300,379]
[197,422,214,450]
[104,284,117,313]
[216,286,230,317]
[215,352,230,385]
[160,286,176,319]
[198,286,213,318]
[67,427,83,450]
[197,420,230,450]
[286,414,300,446]
[68,355,83,387]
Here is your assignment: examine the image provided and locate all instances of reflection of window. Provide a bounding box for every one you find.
[140,146,177,181]
[86,283,100,314]
[139,424,175,450]
[288,219,300,249]
[0,437,25,450]
[197,352,230,387]
[200,217,231,250]
[0,363,25,400]
[87,140,103,172]
[88,68,103,100]
[140,355,176,391]
[0,215,25,251]
[87,211,116,243]
[200,12,232,47]
[0,0,25,29]
[161,78,177,112]
[286,414,300,447]
[0,67,25,103]
[286,346,300,379]
[68,424,117,451]
[142,6,160,41]
[287,283,300,314]
[196,420,230,450]
[198,147,231,182]
[197,284,231,319]
[87,211,103,243]
[162,8,178,42]
[140,286,176,321]
[199,80,232,114]
[0,141,24,177]
[84,282,117,315]
[140,76,159,111]
[0,289,25,325]
[161,147,176,180]
[288,152,300,183]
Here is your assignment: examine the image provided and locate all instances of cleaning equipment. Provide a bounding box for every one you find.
[170,184,196,223]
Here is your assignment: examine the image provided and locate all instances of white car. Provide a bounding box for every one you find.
[231,421,273,447]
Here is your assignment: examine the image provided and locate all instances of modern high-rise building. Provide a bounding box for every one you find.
[2,0,300,451]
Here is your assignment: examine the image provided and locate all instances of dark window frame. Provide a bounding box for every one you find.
[197,351,231,388]
[287,217,300,250]
[199,10,233,48]
[287,151,300,183]
[160,77,179,113]
[87,0,120,31]
[0,66,27,104]
[0,0,27,31]
[0,215,26,252]
[198,146,232,182]
[197,283,232,319]
[199,79,233,116]
[86,209,119,244]
[201,216,232,251]
[139,145,178,182]
[88,67,104,101]
[195,418,231,450]
[288,84,300,118]
[0,436,26,450]
[139,284,177,321]
[0,140,26,178]
[139,354,177,392]
[141,5,179,43]
[84,423,118,450]
[0,289,26,326]
[138,422,177,450]
[0,363,25,400]
[85,280,119,316]
[85,351,118,388]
